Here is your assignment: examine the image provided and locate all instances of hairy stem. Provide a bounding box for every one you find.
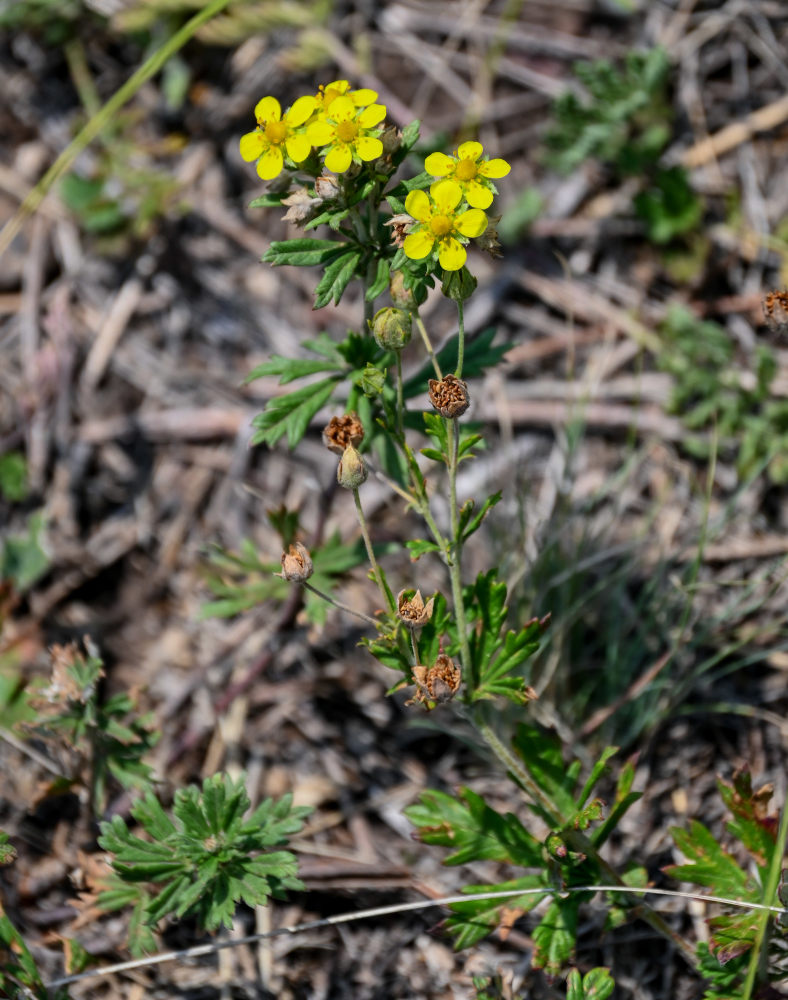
[446,418,473,687]
[454,298,465,379]
[415,313,443,379]
[302,582,380,629]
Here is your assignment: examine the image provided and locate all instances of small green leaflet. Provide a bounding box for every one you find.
[532,897,580,975]
[263,238,348,267]
[314,249,362,308]
[566,967,615,1000]
[250,377,339,448]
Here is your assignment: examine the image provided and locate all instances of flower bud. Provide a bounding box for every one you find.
[337,444,368,489]
[280,542,313,582]
[371,307,412,351]
[323,413,364,455]
[428,374,470,418]
[396,588,435,629]
[388,270,414,310]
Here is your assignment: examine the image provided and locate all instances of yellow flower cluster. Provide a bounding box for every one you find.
[402,142,510,271]
[240,80,387,180]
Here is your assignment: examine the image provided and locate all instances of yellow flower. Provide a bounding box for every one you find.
[315,79,378,110]
[239,95,318,180]
[307,95,387,173]
[402,179,487,271]
[424,141,510,210]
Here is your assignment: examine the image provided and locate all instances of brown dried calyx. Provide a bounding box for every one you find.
[407,654,461,707]
[280,542,313,582]
[396,589,435,629]
[323,413,364,455]
[428,374,470,418]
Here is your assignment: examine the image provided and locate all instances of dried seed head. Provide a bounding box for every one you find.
[385,213,413,249]
[408,653,461,707]
[763,290,788,335]
[280,542,313,582]
[396,588,435,629]
[337,444,368,489]
[371,306,412,351]
[428,374,470,418]
[323,413,364,455]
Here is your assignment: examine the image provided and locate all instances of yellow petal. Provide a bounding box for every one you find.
[404,189,431,222]
[355,136,383,161]
[431,179,462,214]
[287,95,318,126]
[286,133,312,163]
[254,96,281,123]
[256,146,284,180]
[480,157,510,178]
[307,121,334,146]
[424,152,455,176]
[438,237,466,271]
[464,181,493,210]
[456,208,487,238]
[358,103,386,128]
[239,131,264,162]
[350,87,378,106]
[457,140,483,162]
[325,143,352,173]
[326,95,355,122]
[403,231,434,260]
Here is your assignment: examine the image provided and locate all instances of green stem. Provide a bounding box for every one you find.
[454,299,465,379]
[0,0,233,259]
[446,418,473,687]
[478,719,697,969]
[302,581,381,629]
[409,630,420,666]
[353,487,396,613]
[415,313,442,379]
[396,351,404,437]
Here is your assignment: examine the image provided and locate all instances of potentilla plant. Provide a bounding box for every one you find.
[239,81,788,994]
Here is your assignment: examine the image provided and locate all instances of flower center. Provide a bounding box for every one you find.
[429,214,452,237]
[455,158,478,181]
[336,119,359,143]
[264,120,288,145]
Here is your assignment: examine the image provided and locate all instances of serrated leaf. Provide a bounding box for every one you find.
[244,355,343,385]
[446,875,548,949]
[250,377,339,448]
[532,897,579,975]
[263,238,347,267]
[406,538,442,560]
[405,787,542,867]
[665,820,758,901]
[512,723,579,818]
[366,257,390,301]
[313,250,362,308]
[567,967,615,1000]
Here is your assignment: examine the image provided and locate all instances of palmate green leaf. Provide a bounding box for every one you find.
[446,875,548,949]
[405,787,543,867]
[665,820,758,901]
[532,897,579,975]
[263,238,347,267]
[99,774,310,936]
[250,376,339,448]
[717,767,777,871]
[567,967,615,1000]
[313,249,362,308]
[512,723,580,819]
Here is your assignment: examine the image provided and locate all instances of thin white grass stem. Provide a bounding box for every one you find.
[46,885,787,991]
